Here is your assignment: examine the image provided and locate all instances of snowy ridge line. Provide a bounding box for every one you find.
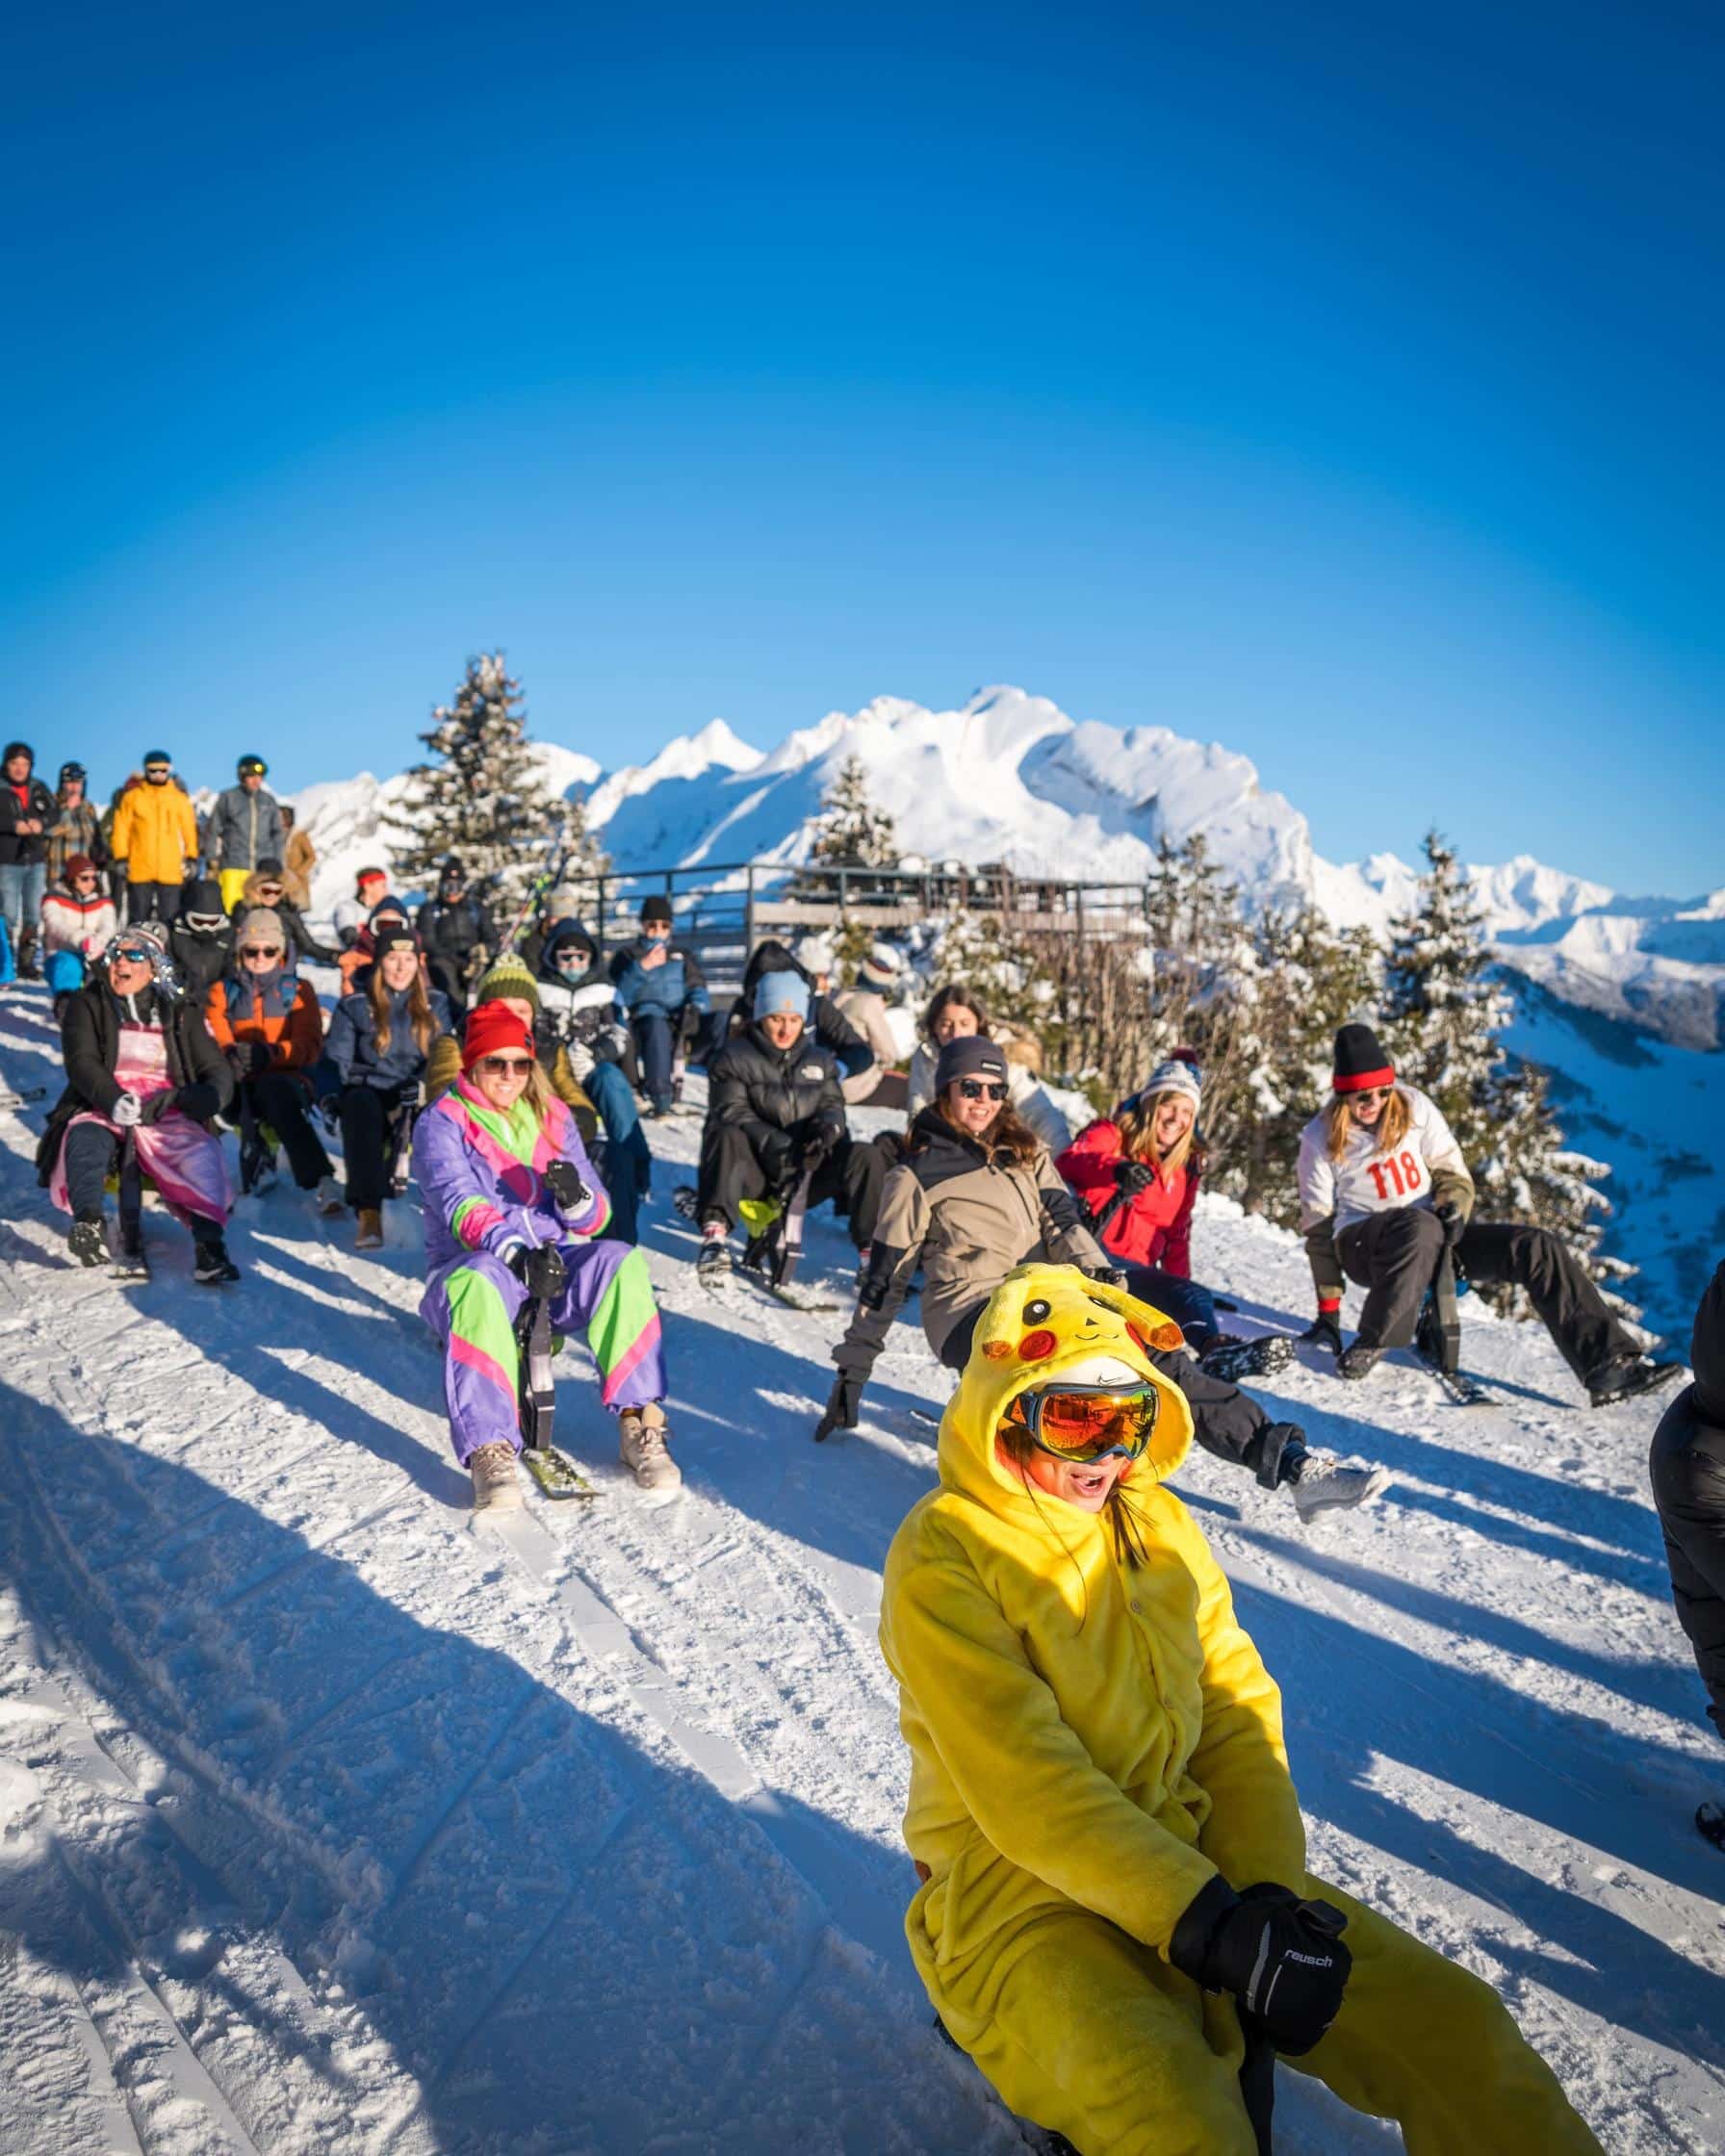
[305,1215,916,1975]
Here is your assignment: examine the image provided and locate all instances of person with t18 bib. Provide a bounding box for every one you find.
[1297,1024,1682,1406]
[412,1003,678,1512]
[878,1262,1604,2156]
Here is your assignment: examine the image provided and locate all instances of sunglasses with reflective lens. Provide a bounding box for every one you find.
[1009,1381,1161,1465]
[111,946,154,967]
[476,1054,533,1077]
[959,1078,1008,1101]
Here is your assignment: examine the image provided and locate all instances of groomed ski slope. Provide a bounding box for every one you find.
[0,980,1721,2155]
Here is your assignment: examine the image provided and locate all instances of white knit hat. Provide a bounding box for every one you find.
[860,940,904,987]
[1139,1058,1201,1108]
[792,933,836,976]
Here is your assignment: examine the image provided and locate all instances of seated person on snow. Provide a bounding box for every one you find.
[905,982,1070,1154]
[1058,1054,1281,1385]
[332,866,390,950]
[1297,1023,1681,1406]
[415,857,496,1020]
[532,924,653,1239]
[695,969,886,1287]
[323,924,453,1249]
[232,859,337,967]
[168,879,237,1005]
[336,893,416,993]
[731,934,875,1097]
[412,1001,678,1510]
[517,879,586,977]
[824,1034,1388,1521]
[879,1262,1605,2156]
[828,937,906,1105]
[39,923,239,1283]
[204,907,341,1213]
[610,893,715,1116]
[39,853,117,1018]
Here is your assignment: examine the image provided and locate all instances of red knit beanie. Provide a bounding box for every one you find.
[462,1004,536,1070]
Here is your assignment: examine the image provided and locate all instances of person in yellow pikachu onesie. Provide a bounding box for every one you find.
[879,1262,1602,2156]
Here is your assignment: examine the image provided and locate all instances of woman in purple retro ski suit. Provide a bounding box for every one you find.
[412,1004,679,1513]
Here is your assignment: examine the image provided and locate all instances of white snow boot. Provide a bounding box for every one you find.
[1288,1451,1391,1522]
[469,1441,523,1514]
[618,1402,682,1494]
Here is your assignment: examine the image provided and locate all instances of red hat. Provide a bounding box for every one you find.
[462,1003,536,1070]
[64,854,97,880]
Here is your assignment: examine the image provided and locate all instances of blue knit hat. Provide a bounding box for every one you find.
[754,970,810,1020]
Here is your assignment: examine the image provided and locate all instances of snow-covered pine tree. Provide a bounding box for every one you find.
[810,756,897,869]
[1383,829,1629,1308]
[388,654,601,912]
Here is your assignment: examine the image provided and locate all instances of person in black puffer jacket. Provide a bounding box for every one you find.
[732,935,875,1092]
[1651,1261,1725,1831]
[415,858,495,1019]
[169,879,238,1003]
[695,970,885,1283]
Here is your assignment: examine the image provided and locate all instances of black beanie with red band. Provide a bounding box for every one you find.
[1332,1023,1395,1094]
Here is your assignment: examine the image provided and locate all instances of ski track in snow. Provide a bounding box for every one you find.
[1,983,1721,2154]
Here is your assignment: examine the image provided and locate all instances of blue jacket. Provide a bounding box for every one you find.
[609,937,710,1023]
[325,984,453,1092]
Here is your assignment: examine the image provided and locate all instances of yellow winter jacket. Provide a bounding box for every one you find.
[881,1265,1305,1997]
[111,778,198,886]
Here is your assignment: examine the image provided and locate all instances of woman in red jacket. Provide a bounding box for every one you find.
[1059,1058,1291,1383]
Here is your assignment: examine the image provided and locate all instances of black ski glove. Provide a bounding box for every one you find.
[1084,1264,1129,1290]
[1300,1311,1344,1354]
[508,1244,568,1299]
[170,1082,221,1123]
[757,1128,797,1187]
[796,1121,842,1176]
[1433,1200,1466,1249]
[543,1159,592,1215]
[1170,1877,1351,2056]
[814,1373,863,1442]
[1112,1158,1155,1195]
[245,1039,273,1077]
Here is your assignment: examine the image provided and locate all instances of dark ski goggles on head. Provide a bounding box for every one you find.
[1008,1380,1160,1464]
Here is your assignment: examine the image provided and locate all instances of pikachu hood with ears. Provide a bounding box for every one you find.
[879,1261,1308,2018]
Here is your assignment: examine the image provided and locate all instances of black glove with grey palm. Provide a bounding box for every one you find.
[814,1373,865,1443]
[542,1159,591,1216]
[1171,1877,1351,2056]
[1112,1158,1156,1195]
[1433,1199,1467,1249]
[507,1243,568,1299]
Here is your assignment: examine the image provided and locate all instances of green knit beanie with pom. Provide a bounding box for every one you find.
[474,951,541,1014]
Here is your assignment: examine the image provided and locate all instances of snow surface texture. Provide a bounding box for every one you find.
[1,983,1721,2154]
[285,682,1724,1342]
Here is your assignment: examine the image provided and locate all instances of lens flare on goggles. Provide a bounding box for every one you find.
[1010,1380,1160,1464]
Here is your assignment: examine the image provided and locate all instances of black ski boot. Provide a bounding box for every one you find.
[1199,1334,1296,1384]
[193,1232,241,1285]
[1586,1354,1686,1410]
[1337,1344,1383,1382]
[67,1214,112,1268]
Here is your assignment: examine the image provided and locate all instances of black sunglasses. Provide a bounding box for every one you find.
[958,1078,1008,1101]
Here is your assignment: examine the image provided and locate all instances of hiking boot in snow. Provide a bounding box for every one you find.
[355,1207,384,1249]
[469,1440,523,1514]
[1337,1344,1383,1383]
[1287,1451,1392,1522]
[67,1214,112,1269]
[314,1175,344,1217]
[1199,1334,1296,1385]
[1585,1353,1686,1410]
[618,1401,682,1493]
[697,1234,731,1287]
[193,1234,241,1285]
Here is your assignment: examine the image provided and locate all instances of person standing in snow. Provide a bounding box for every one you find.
[38,855,118,1016]
[415,857,495,1021]
[826,1035,1388,1520]
[109,750,199,925]
[278,804,316,910]
[38,925,239,1282]
[0,740,55,979]
[695,970,886,1286]
[1057,1056,1279,1383]
[1297,1024,1682,1405]
[905,984,1070,1155]
[205,755,287,913]
[204,909,342,1212]
[878,1262,1605,2155]
[610,893,714,1116]
[323,925,453,1248]
[44,761,106,889]
[413,1002,678,1510]
[1651,1259,1725,1842]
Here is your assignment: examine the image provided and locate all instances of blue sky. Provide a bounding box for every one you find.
[3,1,1718,893]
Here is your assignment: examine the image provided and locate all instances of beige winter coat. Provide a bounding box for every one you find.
[833,985,902,1104]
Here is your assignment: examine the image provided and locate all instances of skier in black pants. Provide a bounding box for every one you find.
[1296,1024,1682,1406]
[1651,1259,1725,1846]
[695,970,884,1286]
[415,858,495,1021]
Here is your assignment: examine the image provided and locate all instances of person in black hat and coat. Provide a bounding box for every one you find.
[1297,1023,1682,1405]
[415,858,496,1021]
[610,893,715,1116]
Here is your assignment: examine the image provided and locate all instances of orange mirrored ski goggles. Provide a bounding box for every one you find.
[1009,1380,1160,1464]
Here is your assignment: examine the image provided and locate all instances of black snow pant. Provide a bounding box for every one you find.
[697,1120,886,1251]
[243,1073,333,1190]
[1651,1394,1725,1748]
[60,1122,220,1245]
[1339,1207,1635,1383]
[339,1084,406,1212]
[127,880,183,925]
[938,1303,1300,1491]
